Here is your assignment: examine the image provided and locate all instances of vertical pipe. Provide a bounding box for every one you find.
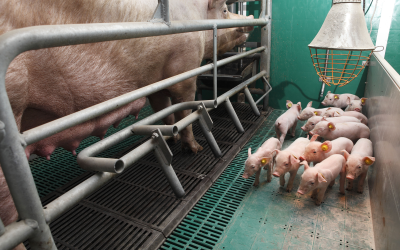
[154,149,185,198]
[320,49,329,98]
[213,24,218,100]
[260,0,271,111]
[223,98,244,133]
[244,87,260,116]
[0,82,56,249]
[198,122,221,158]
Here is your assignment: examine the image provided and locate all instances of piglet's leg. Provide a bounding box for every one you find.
[357,172,367,193]
[316,186,328,206]
[311,189,318,199]
[286,170,298,192]
[329,179,335,187]
[266,163,272,183]
[254,168,261,187]
[280,174,285,187]
[291,121,297,137]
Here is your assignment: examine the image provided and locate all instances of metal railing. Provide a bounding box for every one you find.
[0,0,271,249]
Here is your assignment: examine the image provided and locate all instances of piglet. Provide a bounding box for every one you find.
[309,120,370,142]
[323,107,345,118]
[297,154,346,205]
[342,138,375,193]
[242,138,281,186]
[321,91,360,108]
[275,100,301,145]
[300,135,353,164]
[301,116,361,132]
[338,111,368,125]
[345,97,367,113]
[297,101,328,121]
[272,137,309,192]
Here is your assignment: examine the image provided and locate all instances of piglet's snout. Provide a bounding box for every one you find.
[272,172,280,177]
[297,190,304,195]
[242,174,249,179]
[355,108,361,112]
[346,175,355,180]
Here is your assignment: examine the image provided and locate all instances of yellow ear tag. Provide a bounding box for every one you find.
[320,173,326,180]
[314,111,318,115]
[328,124,334,129]
[321,145,328,151]
[287,103,292,108]
[365,158,373,165]
[361,99,365,103]
[334,95,339,99]
[336,111,340,115]
[292,154,298,159]
[261,158,268,165]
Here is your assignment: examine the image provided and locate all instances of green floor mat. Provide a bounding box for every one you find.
[161,110,375,250]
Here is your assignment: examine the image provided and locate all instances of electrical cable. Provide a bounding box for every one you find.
[365,0,374,15]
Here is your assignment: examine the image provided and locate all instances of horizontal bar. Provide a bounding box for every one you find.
[23,46,265,145]
[132,125,178,136]
[0,220,37,250]
[216,70,267,105]
[197,83,265,95]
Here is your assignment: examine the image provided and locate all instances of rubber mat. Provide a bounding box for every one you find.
[161,110,375,250]
[27,103,269,250]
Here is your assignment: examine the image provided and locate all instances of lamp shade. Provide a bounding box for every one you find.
[309,0,376,87]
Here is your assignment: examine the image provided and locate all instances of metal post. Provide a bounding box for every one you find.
[0,220,38,250]
[244,87,261,116]
[260,0,271,111]
[213,24,218,100]
[0,82,56,249]
[197,105,221,158]
[0,218,5,236]
[223,98,244,133]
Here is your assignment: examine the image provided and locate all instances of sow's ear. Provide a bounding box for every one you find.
[361,98,367,105]
[363,156,375,165]
[327,122,336,131]
[286,100,293,109]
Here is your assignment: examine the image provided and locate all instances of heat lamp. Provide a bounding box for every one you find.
[309,0,376,87]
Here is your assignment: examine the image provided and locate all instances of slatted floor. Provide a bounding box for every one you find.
[27,103,269,249]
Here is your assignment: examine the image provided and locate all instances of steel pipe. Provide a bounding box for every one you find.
[0,218,4,236]
[223,98,244,133]
[213,24,218,100]
[244,87,261,116]
[255,76,273,104]
[132,125,178,136]
[0,121,4,142]
[0,220,38,250]
[23,46,265,145]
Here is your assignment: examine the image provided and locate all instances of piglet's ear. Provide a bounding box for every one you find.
[260,157,270,166]
[301,161,309,170]
[317,173,327,183]
[346,96,351,105]
[314,110,322,116]
[361,98,367,105]
[334,94,339,100]
[326,108,331,111]
[327,91,331,94]
[363,156,375,165]
[297,102,302,112]
[286,100,293,109]
[321,117,327,121]
[334,111,341,117]
[341,150,350,161]
[307,101,312,107]
[310,134,319,142]
[327,122,336,131]
[321,141,332,153]
[290,154,300,165]
[272,149,280,156]
[248,148,252,157]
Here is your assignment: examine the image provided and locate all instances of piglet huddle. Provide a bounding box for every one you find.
[243,93,375,206]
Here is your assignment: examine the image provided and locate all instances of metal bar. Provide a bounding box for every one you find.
[320,49,330,98]
[0,121,4,143]
[260,0,271,110]
[197,83,265,95]
[197,107,221,158]
[151,0,170,25]
[154,148,185,198]
[213,24,218,100]
[244,87,261,116]
[223,98,244,133]
[255,76,273,104]
[132,125,178,136]
[0,220,38,250]
[23,46,266,145]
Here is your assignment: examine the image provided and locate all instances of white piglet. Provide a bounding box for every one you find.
[275,100,301,145]
[342,138,375,193]
[297,101,328,121]
[242,138,281,186]
[345,97,367,113]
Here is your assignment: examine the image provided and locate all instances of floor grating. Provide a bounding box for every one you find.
[27,103,269,250]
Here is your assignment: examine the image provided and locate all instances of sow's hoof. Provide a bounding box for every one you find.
[181,139,203,154]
